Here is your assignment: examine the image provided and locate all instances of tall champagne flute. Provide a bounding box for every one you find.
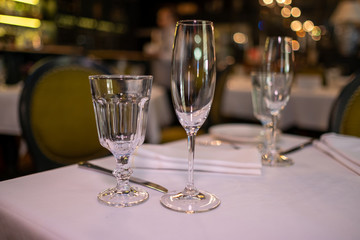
[251,71,272,156]
[89,75,152,207]
[160,20,220,213]
[262,36,294,166]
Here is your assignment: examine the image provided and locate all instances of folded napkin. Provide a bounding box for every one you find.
[133,144,262,175]
[313,133,360,175]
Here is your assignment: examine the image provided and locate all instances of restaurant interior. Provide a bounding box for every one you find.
[0,0,359,180]
[1,0,360,237]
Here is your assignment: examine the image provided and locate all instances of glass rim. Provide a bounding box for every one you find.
[89,75,153,80]
[266,35,293,41]
[177,20,213,25]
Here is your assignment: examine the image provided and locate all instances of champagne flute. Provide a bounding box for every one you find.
[160,20,220,213]
[251,71,272,156]
[261,36,294,166]
[89,75,152,207]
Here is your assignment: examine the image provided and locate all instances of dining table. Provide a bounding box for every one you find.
[0,83,22,136]
[221,74,344,131]
[0,130,359,240]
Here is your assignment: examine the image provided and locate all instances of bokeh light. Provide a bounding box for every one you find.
[311,26,321,37]
[233,32,248,44]
[281,7,291,18]
[290,20,302,32]
[296,29,306,38]
[303,20,314,32]
[291,7,301,18]
[292,40,300,51]
[263,0,273,5]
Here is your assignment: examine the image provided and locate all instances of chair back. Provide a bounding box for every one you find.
[19,57,111,171]
[329,73,360,137]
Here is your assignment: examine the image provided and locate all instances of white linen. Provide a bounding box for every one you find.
[134,143,262,175]
[208,123,263,143]
[313,132,360,175]
[1,134,360,240]
[222,76,341,131]
[0,84,22,135]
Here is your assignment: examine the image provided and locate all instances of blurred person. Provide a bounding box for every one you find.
[144,5,177,90]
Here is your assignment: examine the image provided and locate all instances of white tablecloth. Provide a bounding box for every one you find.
[222,76,341,131]
[0,84,22,136]
[0,84,172,143]
[1,134,360,240]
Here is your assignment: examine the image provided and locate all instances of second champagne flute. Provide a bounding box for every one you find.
[251,71,272,156]
[262,36,294,166]
[160,20,220,213]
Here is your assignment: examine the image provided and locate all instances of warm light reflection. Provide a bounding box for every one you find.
[292,40,300,51]
[233,32,248,44]
[259,0,267,6]
[284,0,292,5]
[57,15,77,27]
[13,0,39,5]
[311,26,321,37]
[276,0,285,4]
[0,14,41,28]
[290,20,302,32]
[303,20,314,32]
[291,7,301,18]
[97,21,115,32]
[77,17,97,29]
[263,0,273,5]
[281,7,291,18]
[311,35,321,41]
[296,29,306,38]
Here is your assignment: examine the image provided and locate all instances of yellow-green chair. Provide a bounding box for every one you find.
[19,57,111,171]
[328,73,360,137]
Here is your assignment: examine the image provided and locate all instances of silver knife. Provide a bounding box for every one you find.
[78,161,168,193]
[280,139,314,155]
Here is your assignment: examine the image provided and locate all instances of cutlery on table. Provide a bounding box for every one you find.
[280,139,314,155]
[78,161,168,193]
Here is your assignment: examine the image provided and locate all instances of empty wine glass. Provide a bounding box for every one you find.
[261,36,294,166]
[89,75,152,207]
[251,71,272,156]
[160,20,220,213]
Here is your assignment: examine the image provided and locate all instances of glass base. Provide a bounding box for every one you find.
[262,154,294,167]
[160,189,220,213]
[98,186,148,207]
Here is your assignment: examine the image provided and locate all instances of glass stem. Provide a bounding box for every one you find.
[186,133,196,193]
[269,114,279,160]
[262,121,273,155]
[113,155,133,192]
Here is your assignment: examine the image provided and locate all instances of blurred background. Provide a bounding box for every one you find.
[1,0,359,83]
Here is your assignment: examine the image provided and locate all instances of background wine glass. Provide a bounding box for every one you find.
[251,71,272,156]
[261,36,294,166]
[89,75,152,207]
[160,20,220,213]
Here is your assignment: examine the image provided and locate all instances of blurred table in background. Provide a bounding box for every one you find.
[147,85,173,144]
[221,75,344,132]
[0,84,22,136]
[0,83,171,144]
